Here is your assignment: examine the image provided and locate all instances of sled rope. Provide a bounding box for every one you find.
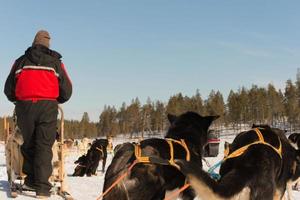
[164,183,191,200]
[202,158,211,168]
[203,158,222,180]
[96,160,138,200]
[224,128,282,161]
[207,160,222,180]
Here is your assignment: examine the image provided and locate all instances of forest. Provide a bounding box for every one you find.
[1,74,300,140]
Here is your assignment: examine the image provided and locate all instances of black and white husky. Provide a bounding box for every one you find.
[177,125,300,200]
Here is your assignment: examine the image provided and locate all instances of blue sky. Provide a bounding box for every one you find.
[0,0,299,121]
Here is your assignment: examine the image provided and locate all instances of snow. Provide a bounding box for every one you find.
[0,134,299,200]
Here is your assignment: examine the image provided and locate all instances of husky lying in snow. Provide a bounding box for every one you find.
[176,125,300,200]
[72,138,108,176]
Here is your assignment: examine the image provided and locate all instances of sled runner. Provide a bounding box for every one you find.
[4,106,73,199]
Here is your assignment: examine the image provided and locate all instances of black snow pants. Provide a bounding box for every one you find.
[15,100,58,194]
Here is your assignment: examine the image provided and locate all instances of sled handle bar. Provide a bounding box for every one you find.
[57,105,66,192]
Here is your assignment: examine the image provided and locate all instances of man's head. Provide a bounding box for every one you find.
[32,30,51,48]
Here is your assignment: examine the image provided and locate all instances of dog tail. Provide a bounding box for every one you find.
[176,160,250,200]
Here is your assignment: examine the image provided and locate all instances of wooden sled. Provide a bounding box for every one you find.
[4,106,73,199]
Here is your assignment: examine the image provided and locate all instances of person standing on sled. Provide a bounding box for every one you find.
[4,30,72,198]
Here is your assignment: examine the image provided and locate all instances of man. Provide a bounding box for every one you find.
[4,30,72,198]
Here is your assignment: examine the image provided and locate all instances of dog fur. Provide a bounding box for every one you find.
[107,137,114,154]
[5,127,24,182]
[72,138,108,176]
[287,133,300,199]
[176,125,300,200]
[288,133,300,150]
[76,137,91,156]
[102,112,219,200]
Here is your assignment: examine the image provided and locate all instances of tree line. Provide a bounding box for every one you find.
[1,74,300,140]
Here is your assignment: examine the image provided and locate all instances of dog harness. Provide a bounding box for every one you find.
[134,138,191,166]
[224,128,282,161]
[96,147,104,157]
[98,139,191,200]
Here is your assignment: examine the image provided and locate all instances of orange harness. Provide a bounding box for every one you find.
[224,128,282,161]
[97,138,191,200]
[134,138,191,166]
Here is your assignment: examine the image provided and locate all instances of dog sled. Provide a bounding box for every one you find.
[4,106,73,199]
[203,129,220,157]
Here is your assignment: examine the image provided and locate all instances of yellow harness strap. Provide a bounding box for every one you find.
[134,143,150,163]
[166,138,190,164]
[96,147,104,156]
[166,140,175,165]
[224,128,282,161]
[134,138,191,166]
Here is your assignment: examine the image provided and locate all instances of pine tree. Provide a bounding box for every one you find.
[141,97,153,137]
[80,112,91,137]
[166,93,185,115]
[186,90,204,114]
[248,85,268,124]
[98,106,118,137]
[127,98,141,138]
[117,102,128,135]
[267,84,285,125]
[205,90,225,125]
[284,80,300,130]
[239,87,249,124]
[227,90,240,128]
[151,100,166,134]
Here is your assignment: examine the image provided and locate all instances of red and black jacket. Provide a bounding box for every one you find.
[4,45,72,103]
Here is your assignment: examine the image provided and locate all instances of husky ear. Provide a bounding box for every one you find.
[167,114,177,124]
[204,115,219,124]
[224,141,231,157]
[203,115,219,130]
[224,141,230,149]
[289,133,298,143]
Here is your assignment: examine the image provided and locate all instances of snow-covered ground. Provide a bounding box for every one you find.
[0,134,299,200]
